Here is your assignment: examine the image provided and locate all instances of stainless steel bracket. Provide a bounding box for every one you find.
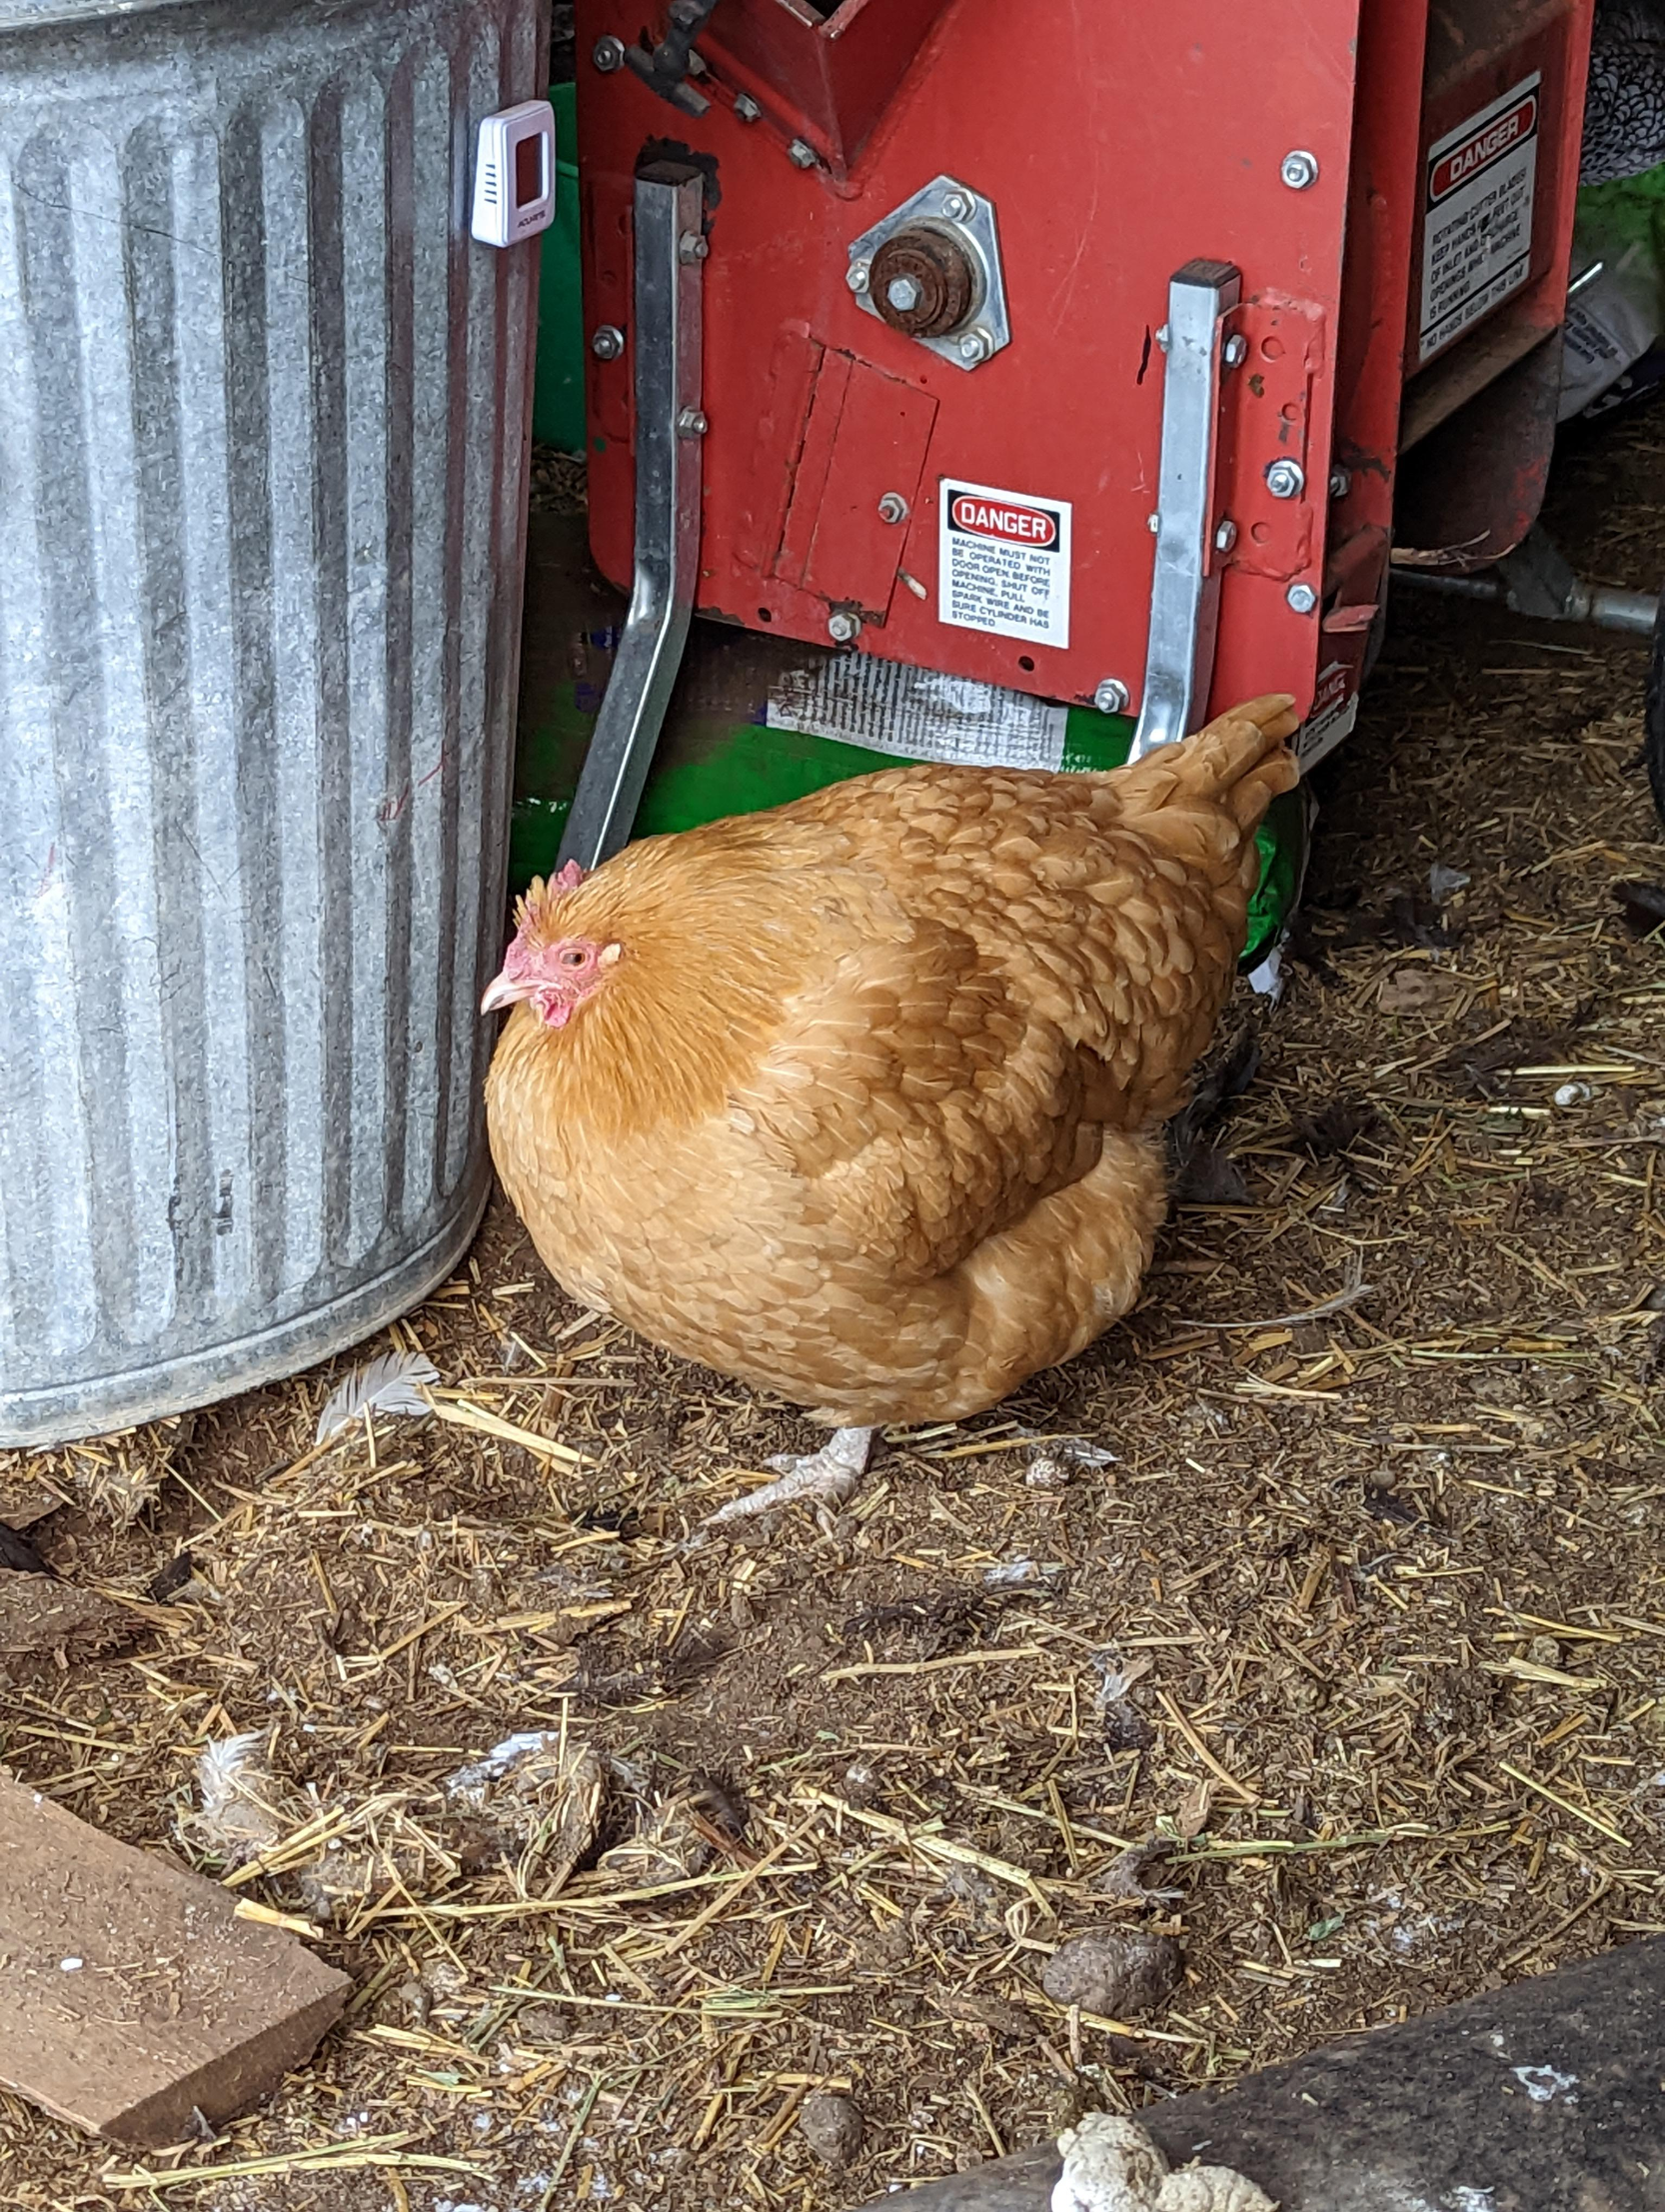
[1129,259,1241,762]
[558,164,705,871]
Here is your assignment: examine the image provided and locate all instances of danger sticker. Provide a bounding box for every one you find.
[1294,660,1360,772]
[1419,72,1540,361]
[938,478,1071,648]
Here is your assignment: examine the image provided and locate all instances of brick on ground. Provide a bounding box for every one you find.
[0,1775,349,2144]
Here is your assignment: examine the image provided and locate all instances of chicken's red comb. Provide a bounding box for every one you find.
[513,859,589,935]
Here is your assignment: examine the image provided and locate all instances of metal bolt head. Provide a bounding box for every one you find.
[676,407,709,439]
[845,260,870,295]
[957,327,993,364]
[1213,518,1238,554]
[788,138,818,169]
[1147,511,1160,534]
[940,190,972,221]
[1222,334,1248,368]
[1328,466,1351,499]
[590,324,625,361]
[877,492,908,526]
[1286,582,1318,615]
[1264,458,1305,501]
[885,274,922,314]
[733,91,762,122]
[592,33,626,71]
[1280,148,1320,190]
[828,610,860,644]
[678,231,709,263]
[1093,679,1130,717]
[1153,323,1170,352]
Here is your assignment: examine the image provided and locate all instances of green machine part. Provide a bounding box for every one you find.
[532,83,585,456]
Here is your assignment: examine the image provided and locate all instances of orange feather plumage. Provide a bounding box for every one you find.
[484,695,1299,1425]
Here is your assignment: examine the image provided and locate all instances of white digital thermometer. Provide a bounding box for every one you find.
[471,99,557,247]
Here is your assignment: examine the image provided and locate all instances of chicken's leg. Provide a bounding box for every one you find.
[703,1426,874,1527]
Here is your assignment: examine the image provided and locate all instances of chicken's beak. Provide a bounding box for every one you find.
[481,969,534,1017]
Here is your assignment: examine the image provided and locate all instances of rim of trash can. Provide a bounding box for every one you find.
[0,0,201,24]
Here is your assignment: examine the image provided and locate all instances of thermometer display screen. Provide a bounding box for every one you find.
[515,134,546,209]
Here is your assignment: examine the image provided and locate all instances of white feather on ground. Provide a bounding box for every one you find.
[314,1349,441,1444]
[179,1731,308,1867]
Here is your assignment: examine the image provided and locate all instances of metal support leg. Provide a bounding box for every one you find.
[558,163,705,872]
[1129,259,1241,762]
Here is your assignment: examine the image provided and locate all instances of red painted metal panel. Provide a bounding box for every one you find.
[701,0,953,178]
[577,0,1593,732]
[777,352,938,616]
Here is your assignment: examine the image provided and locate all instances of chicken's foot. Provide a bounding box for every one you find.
[703,1426,874,1528]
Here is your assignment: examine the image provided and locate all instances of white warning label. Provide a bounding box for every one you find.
[1294,660,1360,772]
[767,658,1068,770]
[1419,72,1539,362]
[937,478,1071,648]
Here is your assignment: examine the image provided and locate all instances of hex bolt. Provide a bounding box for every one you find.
[1280,148,1320,190]
[592,33,626,71]
[828,610,860,643]
[676,407,709,439]
[1286,582,1318,615]
[591,324,625,361]
[877,492,908,525]
[788,138,818,168]
[733,92,762,122]
[1329,466,1351,499]
[1264,458,1305,501]
[1213,518,1238,554]
[1222,334,1248,368]
[885,274,922,314]
[1093,679,1130,716]
[957,327,993,364]
[678,232,709,263]
[940,190,972,220]
[845,260,870,295]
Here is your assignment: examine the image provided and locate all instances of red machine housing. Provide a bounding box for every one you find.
[576,0,1593,753]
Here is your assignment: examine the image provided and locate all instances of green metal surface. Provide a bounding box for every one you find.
[531,82,584,455]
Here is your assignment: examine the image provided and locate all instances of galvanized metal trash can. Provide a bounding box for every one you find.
[0,0,545,1446]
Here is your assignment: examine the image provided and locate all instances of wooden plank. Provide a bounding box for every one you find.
[0,1776,350,2144]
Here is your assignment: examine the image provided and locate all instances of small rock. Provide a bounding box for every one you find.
[1041,1931,1182,2019]
[395,1978,430,2024]
[1524,1635,1562,1670]
[1554,1082,1592,1108]
[842,1759,879,1804]
[1025,1455,1071,1490]
[1378,967,1451,1014]
[512,2004,573,2045]
[799,2091,863,2167]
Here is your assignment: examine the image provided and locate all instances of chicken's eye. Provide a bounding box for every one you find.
[558,947,589,970]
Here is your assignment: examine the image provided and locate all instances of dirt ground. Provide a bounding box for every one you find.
[6,413,1665,2212]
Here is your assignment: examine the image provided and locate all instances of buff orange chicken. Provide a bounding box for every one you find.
[483,695,1299,1518]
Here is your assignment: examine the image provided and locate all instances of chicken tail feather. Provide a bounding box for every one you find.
[1109,693,1300,875]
